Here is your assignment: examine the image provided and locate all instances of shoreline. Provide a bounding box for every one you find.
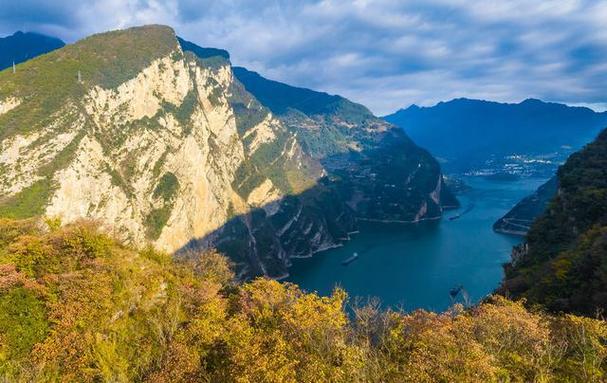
[356,215,442,224]
[493,227,527,237]
[277,212,446,280]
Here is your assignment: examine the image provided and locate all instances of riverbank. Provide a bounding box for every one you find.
[287,176,548,311]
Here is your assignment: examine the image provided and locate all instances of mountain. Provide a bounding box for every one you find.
[384,98,607,175]
[0,25,453,279]
[0,31,64,71]
[1,218,604,382]
[500,128,607,315]
[177,36,230,60]
[230,66,459,215]
[493,176,558,235]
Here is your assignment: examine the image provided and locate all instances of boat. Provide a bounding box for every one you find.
[449,285,463,298]
[341,252,359,266]
[448,204,474,221]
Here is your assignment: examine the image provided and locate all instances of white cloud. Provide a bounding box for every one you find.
[1,0,605,115]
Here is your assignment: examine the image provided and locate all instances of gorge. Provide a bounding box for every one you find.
[1,17,607,382]
[0,25,453,280]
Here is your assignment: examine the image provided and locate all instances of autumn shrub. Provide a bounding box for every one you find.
[1,218,606,382]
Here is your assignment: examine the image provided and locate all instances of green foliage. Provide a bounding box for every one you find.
[145,206,172,240]
[145,172,180,240]
[0,178,52,219]
[0,287,49,369]
[161,89,197,131]
[503,128,607,315]
[153,172,179,202]
[0,218,606,382]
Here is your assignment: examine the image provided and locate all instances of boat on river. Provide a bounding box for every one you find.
[341,252,359,266]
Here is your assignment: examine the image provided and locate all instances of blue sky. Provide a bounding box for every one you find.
[1,0,606,115]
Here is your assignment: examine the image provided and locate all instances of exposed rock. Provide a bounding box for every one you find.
[0,25,454,279]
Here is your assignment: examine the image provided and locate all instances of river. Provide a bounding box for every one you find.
[287,176,548,312]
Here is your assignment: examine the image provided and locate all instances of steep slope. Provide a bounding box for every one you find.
[0,31,65,71]
[0,25,356,278]
[384,98,607,175]
[500,129,607,314]
[230,66,458,220]
[493,176,558,235]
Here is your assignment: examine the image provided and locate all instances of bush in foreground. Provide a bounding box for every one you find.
[0,218,606,382]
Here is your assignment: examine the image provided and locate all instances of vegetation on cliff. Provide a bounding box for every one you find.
[1,218,606,382]
[1,25,457,279]
[502,129,607,315]
[493,176,558,235]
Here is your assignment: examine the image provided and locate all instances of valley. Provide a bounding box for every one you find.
[1,12,607,381]
[288,176,547,310]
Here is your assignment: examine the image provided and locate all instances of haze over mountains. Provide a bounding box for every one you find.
[384,98,607,176]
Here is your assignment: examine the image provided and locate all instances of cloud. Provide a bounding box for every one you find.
[1,0,605,115]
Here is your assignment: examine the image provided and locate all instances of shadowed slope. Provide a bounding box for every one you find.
[500,128,607,314]
[0,31,65,71]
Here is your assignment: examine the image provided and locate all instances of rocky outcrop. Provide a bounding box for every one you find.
[0,97,21,115]
[0,26,356,278]
[0,25,453,279]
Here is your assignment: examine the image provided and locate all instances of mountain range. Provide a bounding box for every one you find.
[0,26,454,279]
[1,24,607,382]
[0,31,65,71]
[384,98,607,175]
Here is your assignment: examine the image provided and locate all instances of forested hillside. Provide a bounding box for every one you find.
[1,218,606,382]
[501,129,607,315]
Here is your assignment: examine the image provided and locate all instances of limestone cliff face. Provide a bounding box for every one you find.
[0,26,353,278]
[0,25,452,279]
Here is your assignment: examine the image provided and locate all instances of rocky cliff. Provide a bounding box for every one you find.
[0,26,452,278]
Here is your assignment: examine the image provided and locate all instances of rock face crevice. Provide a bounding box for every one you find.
[0,25,455,278]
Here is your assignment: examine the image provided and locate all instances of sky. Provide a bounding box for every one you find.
[1,0,606,115]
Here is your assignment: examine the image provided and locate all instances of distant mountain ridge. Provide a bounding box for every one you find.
[0,31,64,71]
[384,98,607,174]
[232,67,363,117]
[229,65,459,217]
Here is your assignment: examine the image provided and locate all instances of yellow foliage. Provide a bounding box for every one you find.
[0,218,606,382]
